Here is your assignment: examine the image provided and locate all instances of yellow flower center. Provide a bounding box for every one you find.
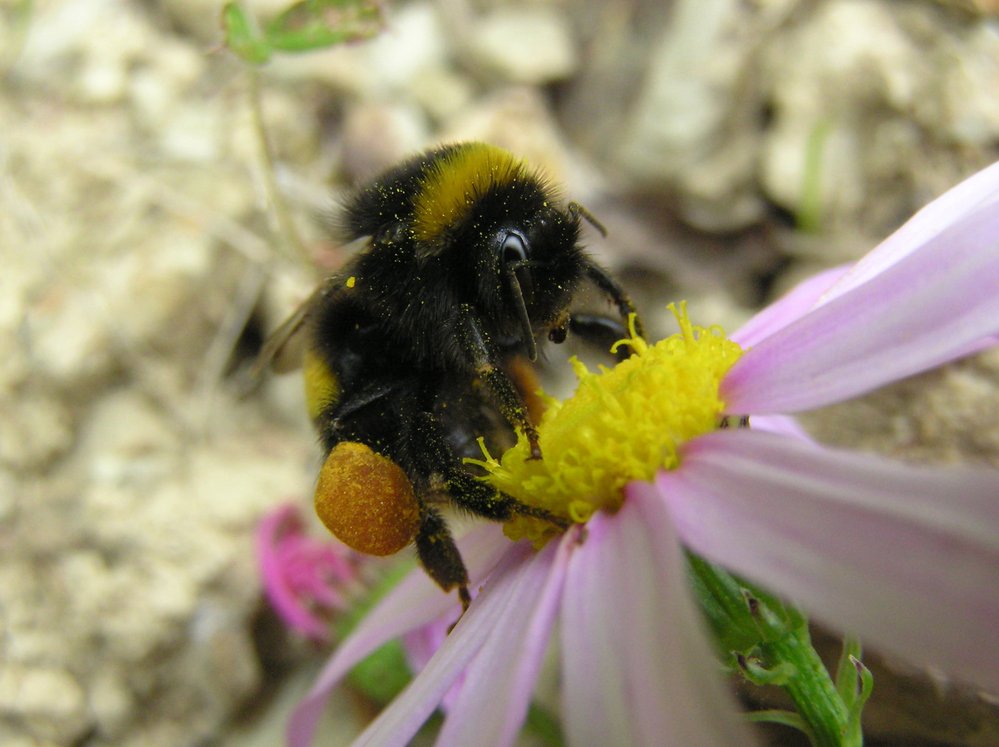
[467,303,744,546]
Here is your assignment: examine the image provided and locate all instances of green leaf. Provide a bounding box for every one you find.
[332,559,417,704]
[221,3,272,64]
[844,654,873,743]
[835,637,863,705]
[746,709,810,733]
[737,654,797,687]
[524,702,566,747]
[264,0,384,54]
[347,638,412,703]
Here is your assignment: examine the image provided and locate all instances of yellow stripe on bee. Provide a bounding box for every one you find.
[303,347,341,421]
[412,143,537,244]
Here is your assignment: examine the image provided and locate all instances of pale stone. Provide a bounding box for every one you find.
[468,7,577,84]
[0,665,90,744]
[0,396,74,471]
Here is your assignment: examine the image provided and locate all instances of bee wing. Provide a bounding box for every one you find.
[253,238,368,378]
[252,284,325,376]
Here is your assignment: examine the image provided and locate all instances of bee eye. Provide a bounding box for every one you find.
[501,232,528,265]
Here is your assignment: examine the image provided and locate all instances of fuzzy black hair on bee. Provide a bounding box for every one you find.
[262,142,643,609]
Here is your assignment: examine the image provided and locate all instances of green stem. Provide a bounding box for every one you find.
[246,67,312,266]
[687,553,866,747]
[759,623,854,747]
[797,118,832,234]
[686,552,762,651]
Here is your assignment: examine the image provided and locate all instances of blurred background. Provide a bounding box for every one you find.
[2,0,998,744]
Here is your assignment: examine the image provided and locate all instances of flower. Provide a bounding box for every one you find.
[258,503,361,642]
[288,161,999,746]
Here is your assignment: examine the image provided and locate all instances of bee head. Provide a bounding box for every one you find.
[409,144,588,355]
[488,202,587,352]
[422,174,583,362]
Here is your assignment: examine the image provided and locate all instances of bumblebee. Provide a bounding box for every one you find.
[261,142,642,608]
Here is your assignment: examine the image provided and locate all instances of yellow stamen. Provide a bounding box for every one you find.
[467,303,744,546]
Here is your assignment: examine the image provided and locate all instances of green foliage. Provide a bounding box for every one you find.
[797,119,833,233]
[0,0,34,71]
[222,0,384,64]
[524,702,566,747]
[347,638,412,704]
[687,553,871,746]
[334,560,415,704]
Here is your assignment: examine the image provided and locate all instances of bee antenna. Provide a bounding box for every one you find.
[568,201,608,238]
[505,262,538,362]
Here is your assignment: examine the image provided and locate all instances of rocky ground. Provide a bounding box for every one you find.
[1,0,998,745]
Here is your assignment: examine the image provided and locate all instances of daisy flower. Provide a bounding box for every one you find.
[287,161,999,745]
[258,502,362,642]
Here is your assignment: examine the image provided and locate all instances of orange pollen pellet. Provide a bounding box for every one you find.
[314,442,421,556]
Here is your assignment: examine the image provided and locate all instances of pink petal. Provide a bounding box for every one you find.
[353,543,538,746]
[402,619,471,714]
[402,621,449,683]
[820,160,999,304]
[744,414,813,442]
[561,487,758,747]
[660,430,999,694]
[435,533,571,747]
[287,524,511,747]
[723,202,999,414]
[257,505,331,640]
[732,265,851,348]
[733,161,999,351]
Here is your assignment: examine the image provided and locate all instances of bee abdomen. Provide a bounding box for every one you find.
[303,347,341,422]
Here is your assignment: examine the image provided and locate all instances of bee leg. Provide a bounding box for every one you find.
[568,313,634,362]
[583,262,644,338]
[447,465,569,530]
[459,306,542,459]
[327,386,474,610]
[416,412,569,531]
[415,504,471,610]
